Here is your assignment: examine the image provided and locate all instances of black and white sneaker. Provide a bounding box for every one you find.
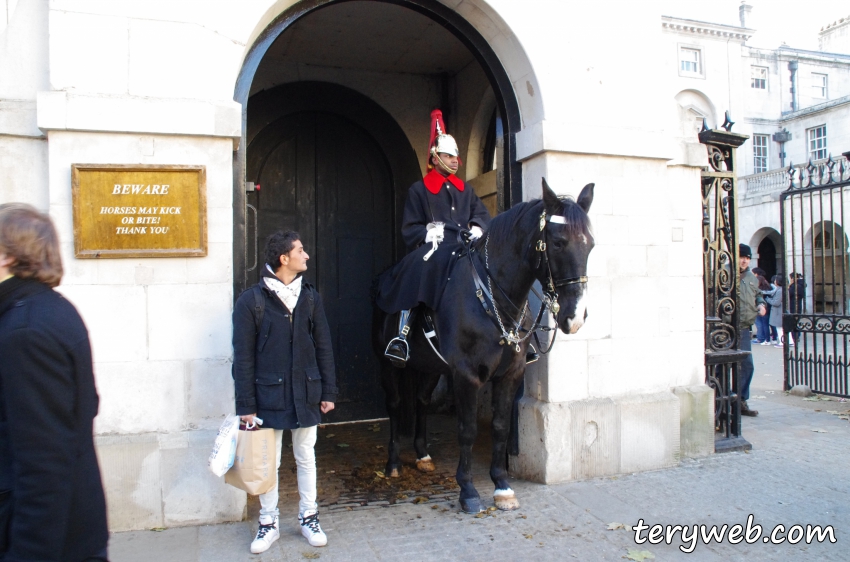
[299,510,328,547]
[250,516,280,554]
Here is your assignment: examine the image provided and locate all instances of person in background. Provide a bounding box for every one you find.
[753,267,772,344]
[788,272,806,345]
[766,275,787,348]
[0,203,108,561]
[737,244,767,417]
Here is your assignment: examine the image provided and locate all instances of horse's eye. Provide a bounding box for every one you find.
[553,240,566,251]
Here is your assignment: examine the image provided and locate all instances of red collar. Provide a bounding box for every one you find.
[423,169,464,194]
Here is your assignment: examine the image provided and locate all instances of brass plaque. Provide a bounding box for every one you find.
[71,164,207,258]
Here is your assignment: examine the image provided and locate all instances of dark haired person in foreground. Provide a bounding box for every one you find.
[0,203,108,561]
[232,230,337,553]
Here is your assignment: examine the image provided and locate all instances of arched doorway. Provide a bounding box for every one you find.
[233,1,523,423]
[246,83,421,421]
[757,237,777,280]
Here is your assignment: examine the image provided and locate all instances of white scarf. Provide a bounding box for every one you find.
[264,264,302,313]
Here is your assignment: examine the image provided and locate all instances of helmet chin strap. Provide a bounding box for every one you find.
[431,149,458,176]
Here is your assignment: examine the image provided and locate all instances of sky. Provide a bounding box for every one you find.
[658,0,849,52]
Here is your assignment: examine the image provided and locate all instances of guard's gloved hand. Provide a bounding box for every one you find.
[425,222,445,244]
[469,225,483,240]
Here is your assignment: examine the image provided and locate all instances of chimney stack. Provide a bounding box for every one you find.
[739,2,752,28]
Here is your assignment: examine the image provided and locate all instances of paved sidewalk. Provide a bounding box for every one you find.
[111,346,848,561]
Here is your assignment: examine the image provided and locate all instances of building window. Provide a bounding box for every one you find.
[807,125,827,161]
[751,66,767,89]
[753,134,769,173]
[678,46,702,76]
[812,73,827,99]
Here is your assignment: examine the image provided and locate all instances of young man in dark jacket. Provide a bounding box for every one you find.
[232,230,337,553]
[0,203,108,561]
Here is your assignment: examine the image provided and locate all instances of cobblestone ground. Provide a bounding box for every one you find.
[112,346,849,561]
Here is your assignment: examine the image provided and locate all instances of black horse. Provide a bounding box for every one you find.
[374,178,594,514]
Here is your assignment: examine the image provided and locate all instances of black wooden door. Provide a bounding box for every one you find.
[247,111,394,421]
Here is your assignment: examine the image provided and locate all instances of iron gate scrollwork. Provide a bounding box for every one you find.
[780,150,850,398]
[699,115,752,452]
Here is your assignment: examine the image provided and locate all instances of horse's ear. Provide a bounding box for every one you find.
[577,183,594,213]
[541,178,560,211]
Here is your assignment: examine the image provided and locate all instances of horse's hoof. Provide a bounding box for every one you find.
[494,489,520,511]
[460,497,482,514]
[415,456,435,472]
[389,468,400,478]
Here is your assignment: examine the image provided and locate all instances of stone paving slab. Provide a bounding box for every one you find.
[111,348,849,561]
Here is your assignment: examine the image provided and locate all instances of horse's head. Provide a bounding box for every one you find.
[537,178,594,334]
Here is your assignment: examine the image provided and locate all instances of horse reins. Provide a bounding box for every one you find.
[468,208,588,355]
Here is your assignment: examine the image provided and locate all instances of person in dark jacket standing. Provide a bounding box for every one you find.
[232,230,337,554]
[377,109,491,366]
[737,244,767,417]
[0,203,108,562]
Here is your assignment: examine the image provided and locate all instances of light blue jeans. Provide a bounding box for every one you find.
[258,426,318,522]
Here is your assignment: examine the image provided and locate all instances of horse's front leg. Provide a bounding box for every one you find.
[490,366,523,510]
[453,371,482,513]
[414,371,441,472]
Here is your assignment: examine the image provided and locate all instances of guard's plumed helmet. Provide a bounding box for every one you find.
[428,109,459,159]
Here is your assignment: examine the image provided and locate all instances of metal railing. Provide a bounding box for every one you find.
[741,155,850,198]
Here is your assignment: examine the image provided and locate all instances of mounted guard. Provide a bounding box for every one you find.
[376,109,491,367]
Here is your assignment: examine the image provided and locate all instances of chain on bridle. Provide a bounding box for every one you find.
[469,207,588,355]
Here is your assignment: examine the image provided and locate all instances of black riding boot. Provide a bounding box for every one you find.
[385,309,415,367]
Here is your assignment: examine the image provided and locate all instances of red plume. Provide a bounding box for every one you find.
[429,109,446,152]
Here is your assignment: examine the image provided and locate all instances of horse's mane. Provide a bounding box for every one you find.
[480,195,592,250]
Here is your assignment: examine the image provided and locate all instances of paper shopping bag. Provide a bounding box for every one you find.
[224,427,277,495]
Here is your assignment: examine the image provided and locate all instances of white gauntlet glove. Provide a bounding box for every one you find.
[423,222,445,261]
[469,225,483,240]
[424,222,445,244]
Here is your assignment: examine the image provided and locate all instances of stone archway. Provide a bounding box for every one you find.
[232,0,536,297]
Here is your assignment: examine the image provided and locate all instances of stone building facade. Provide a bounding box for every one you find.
[0,0,713,530]
[662,6,850,286]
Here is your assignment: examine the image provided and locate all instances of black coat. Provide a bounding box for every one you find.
[401,175,490,252]
[0,277,108,561]
[232,268,338,429]
[376,175,491,313]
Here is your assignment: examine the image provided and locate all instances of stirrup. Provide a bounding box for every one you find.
[385,337,410,367]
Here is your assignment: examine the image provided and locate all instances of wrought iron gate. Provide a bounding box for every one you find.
[700,116,751,452]
[780,151,850,398]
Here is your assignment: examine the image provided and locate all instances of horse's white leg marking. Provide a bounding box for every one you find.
[416,455,435,472]
[567,287,588,334]
[493,488,520,510]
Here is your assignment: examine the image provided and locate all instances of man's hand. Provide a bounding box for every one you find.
[469,225,483,240]
[240,413,258,425]
[321,401,335,414]
[758,304,767,316]
[424,222,444,244]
